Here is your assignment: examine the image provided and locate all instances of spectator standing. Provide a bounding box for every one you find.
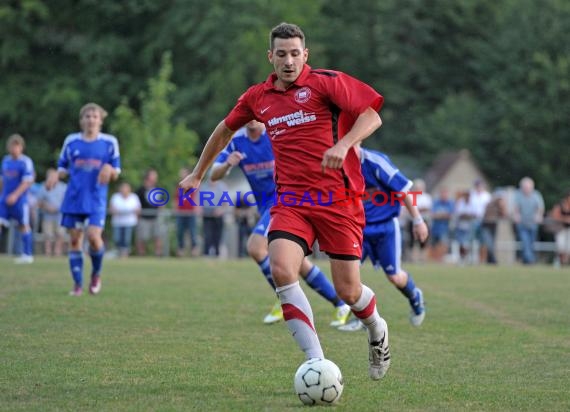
[469,179,492,262]
[549,190,570,265]
[453,191,477,263]
[37,168,67,256]
[481,191,507,264]
[110,182,140,258]
[234,196,255,258]
[513,177,544,264]
[135,168,162,256]
[430,187,455,261]
[175,167,199,257]
[199,178,228,257]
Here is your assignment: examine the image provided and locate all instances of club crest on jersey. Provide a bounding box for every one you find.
[294,87,311,103]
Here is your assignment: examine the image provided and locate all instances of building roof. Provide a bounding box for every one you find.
[424,149,488,193]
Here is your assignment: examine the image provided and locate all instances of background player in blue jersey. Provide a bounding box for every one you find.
[210,120,351,326]
[57,103,121,296]
[339,146,429,331]
[0,134,35,263]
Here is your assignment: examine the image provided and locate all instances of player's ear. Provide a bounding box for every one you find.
[267,49,273,64]
[303,48,309,62]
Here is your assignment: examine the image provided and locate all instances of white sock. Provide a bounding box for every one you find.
[276,281,324,360]
[350,284,385,343]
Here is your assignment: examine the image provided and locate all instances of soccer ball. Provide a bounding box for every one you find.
[294,358,344,405]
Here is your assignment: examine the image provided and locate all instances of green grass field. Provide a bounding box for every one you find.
[1,256,569,411]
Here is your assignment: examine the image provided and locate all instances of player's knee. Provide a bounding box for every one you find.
[270,259,297,286]
[69,237,82,249]
[335,284,361,305]
[247,242,264,261]
[86,231,103,247]
[387,271,406,287]
[247,235,267,261]
[86,232,96,243]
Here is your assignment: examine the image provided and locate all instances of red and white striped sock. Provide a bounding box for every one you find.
[351,284,385,342]
[276,281,324,360]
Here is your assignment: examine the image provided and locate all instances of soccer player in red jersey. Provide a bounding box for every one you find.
[180,22,390,380]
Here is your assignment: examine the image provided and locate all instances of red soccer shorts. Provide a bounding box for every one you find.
[268,201,365,258]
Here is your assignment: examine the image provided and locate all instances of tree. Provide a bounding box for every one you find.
[112,52,199,192]
[471,0,570,205]
[0,0,164,174]
[137,0,324,140]
[317,0,569,207]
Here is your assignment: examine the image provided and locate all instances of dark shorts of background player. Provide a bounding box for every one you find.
[268,202,364,260]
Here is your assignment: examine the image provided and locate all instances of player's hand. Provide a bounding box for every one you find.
[413,221,429,244]
[321,143,349,172]
[226,152,244,167]
[6,193,19,206]
[179,173,201,193]
[97,164,114,185]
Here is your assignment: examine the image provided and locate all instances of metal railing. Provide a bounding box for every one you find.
[1,212,566,263]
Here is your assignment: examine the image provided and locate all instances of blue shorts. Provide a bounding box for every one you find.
[362,217,401,275]
[61,212,107,229]
[0,201,30,226]
[431,227,450,245]
[252,209,271,236]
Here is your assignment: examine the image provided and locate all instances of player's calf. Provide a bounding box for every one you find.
[349,284,391,380]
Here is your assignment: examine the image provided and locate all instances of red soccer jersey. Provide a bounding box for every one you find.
[225,64,383,200]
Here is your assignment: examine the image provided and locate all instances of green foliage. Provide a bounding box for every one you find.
[469,0,570,204]
[0,0,161,173]
[318,0,569,205]
[318,0,497,158]
[415,93,484,158]
[143,0,324,139]
[112,52,199,191]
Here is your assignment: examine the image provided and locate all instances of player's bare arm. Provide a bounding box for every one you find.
[97,164,119,185]
[179,120,235,191]
[210,151,244,181]
[6,180,33,206]
[321,107,381,170]
[404,194,429,243]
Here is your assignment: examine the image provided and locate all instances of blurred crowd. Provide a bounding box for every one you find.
[2,168,570,266]
[400,178,569,266]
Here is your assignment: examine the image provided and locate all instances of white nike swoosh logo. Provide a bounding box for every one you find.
[260,106,271,114]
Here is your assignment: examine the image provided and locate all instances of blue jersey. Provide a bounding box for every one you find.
[1,154,35,206]
[360,148,412,224]
[214,128,275,214]
[57,133,121,214]
[431,198,455,236]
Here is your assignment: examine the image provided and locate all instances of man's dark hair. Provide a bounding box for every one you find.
[269,22,305,50]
